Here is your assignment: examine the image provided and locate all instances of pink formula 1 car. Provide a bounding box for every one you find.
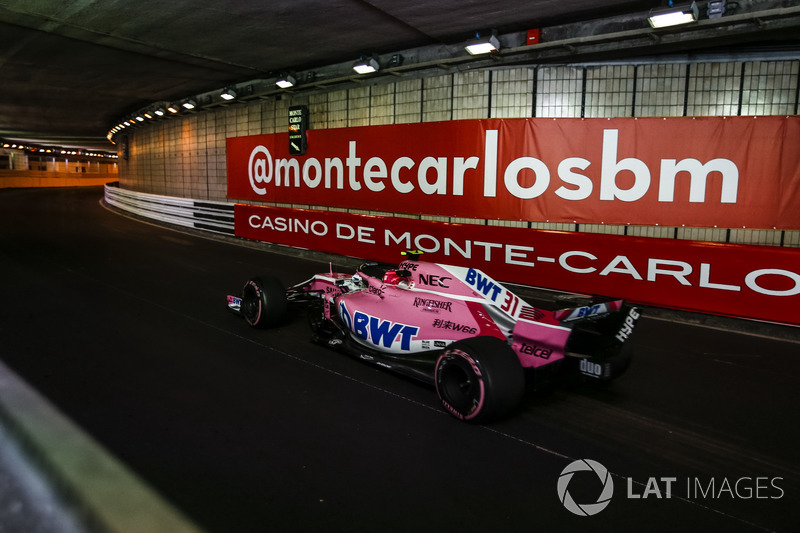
[227,253,640,423]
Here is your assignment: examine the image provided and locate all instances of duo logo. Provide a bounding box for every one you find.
[339,301,419,350]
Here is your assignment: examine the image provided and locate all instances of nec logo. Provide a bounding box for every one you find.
[418,274,451,288]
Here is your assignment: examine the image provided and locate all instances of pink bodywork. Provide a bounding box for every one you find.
[301,261,571,368]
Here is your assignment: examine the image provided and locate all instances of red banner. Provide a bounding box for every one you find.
[235,204,800,326]
[227,116,800,229]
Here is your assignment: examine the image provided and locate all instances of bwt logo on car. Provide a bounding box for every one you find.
[245,129,740,203]
[338,301,419,350]
[464,268,503,301]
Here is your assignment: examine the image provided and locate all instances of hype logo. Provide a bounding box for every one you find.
[248,145,272,196]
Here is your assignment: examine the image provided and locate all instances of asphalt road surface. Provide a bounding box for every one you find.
[1,187,798,533]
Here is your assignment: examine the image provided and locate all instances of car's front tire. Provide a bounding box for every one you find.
[241,276,287,328]
[435,336,525,423]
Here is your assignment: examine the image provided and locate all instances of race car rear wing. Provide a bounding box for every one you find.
[553,299,624,322]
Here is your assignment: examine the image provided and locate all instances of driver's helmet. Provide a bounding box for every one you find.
[382,269,410,287]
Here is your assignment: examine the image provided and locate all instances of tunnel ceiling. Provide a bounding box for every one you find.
[1,0,799,152]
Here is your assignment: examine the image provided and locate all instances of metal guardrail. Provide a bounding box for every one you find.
[104,183,234,235]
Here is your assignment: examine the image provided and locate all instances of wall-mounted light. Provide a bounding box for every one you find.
[465,32,501,55]
[353,56,380,74]
[276,74,296,88]
[182,99,197,110]
[648,1,699,28]
[220,88,237,100]
[707,0,726,18]
[387,54,404,68]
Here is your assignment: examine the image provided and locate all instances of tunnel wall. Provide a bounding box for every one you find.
[118,59,800,248]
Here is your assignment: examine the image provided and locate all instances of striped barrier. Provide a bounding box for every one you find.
[104,183,234,235]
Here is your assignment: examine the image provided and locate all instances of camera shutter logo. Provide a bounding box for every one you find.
[557,459,614,516]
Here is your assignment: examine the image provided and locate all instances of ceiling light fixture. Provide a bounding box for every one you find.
[648,1,699,28]
[167,104,180,114]
[182,99,197,110]
[276,74,297,88]
[154,108,166,117]
[353,56,380,74]
[465,31,501,55]
[220,88,237,100]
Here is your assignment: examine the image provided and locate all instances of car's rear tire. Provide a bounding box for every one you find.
[241,276,286,328]
[435,336,525,424]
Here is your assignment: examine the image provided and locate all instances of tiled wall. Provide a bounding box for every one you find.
[536,67,584,118]
[120,59,800,248]
[636,63,687,117]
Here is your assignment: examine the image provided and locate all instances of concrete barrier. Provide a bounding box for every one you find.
[0,361,206,533]
[0,170,118,188]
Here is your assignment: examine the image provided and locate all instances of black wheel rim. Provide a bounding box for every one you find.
[242,285,260,323]
[440,362,476,411]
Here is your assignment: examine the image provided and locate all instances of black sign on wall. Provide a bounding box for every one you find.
[288,105,308,155]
